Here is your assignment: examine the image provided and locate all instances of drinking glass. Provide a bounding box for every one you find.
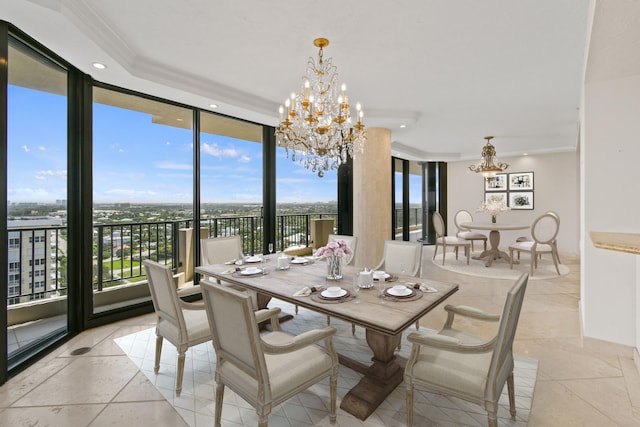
[352,276,361,304]
[374,272,386,304]
[268,242,274,254]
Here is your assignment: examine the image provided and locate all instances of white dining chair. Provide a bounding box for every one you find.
[432,212,470,265]
[374,240,423,277]
[200,278,339,427]
[508,212,561,276]
[405,273,529,427]
[454,209,487,252]
[200,235,259,309]
[143,259,212,397]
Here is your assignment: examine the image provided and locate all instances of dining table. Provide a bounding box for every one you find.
[195,257,458,421]
[460,221,530,267]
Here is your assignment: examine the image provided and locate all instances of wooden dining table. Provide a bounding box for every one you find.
[196,258,458,421]
[460,221,529,267]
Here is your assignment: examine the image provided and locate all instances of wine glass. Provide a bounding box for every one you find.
[374,271,386,304]
[352,276,361,304]
[268,242,274,255]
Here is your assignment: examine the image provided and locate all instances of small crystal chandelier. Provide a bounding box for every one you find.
[275,38,366,177]
[468,136,509,177]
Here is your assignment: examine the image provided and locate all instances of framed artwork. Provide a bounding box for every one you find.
[508,172,534,191]
[485,192,507,207]
[509,191,534,210]
[485,173,507,191]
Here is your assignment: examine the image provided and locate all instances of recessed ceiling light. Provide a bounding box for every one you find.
[92,62,107,69]
[399,124,406,128]
[523,152,528,156]
[209,103,218,109]
[176,118,184,122]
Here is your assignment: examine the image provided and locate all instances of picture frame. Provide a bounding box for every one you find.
[509,191,534,210]
[485,192,508,207]
[508,172,534,191]
[484,173,507,191]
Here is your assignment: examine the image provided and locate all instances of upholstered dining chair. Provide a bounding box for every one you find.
[432,211,471,265]
[374,240,423,277]
[454,209,487,252]
[200,235,258,309]
[200,279,339,427]
[514,211,562,264]
[327,234,358,265]
[143,259,212,397]
[404,273,529,427]
[508,212,561,276]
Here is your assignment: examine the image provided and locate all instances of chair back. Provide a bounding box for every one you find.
[486,273,528,400]
[531,213,559,245]
[454,210,473,233]
[432,212,445,238]
[328,234,357,265]
[143,259,185,328]
[200,279,266,384]
[379,240,423,277]
[201,235,245,265]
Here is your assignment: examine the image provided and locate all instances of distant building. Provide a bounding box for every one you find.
[7,217,64,305]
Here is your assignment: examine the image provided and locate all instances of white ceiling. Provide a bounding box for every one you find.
[1,0,591,161]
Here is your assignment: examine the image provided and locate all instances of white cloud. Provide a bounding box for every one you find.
[38,146,46,151]
[238,155,251,163]
[154,161,192,170]
[104,189,157,196]
[35,170,67,181]
[22,145,29,153]
[201,142,238,158]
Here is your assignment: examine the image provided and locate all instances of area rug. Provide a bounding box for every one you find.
[428,246,570,281]
[115,300,538,426]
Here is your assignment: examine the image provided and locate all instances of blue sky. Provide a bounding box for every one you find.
[8,85,338,204]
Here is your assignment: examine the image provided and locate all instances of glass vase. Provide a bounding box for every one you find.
[326,256,343,280]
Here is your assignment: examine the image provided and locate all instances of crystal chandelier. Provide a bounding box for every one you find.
[468,136,509,177]
[275,38,366,177]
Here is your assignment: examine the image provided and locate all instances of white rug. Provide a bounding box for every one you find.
[115,300,537,426]
[429,246,570,281]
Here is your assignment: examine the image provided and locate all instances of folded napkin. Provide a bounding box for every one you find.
[293,286,312,297]
[221,267,236,275]
[407,282,438,293]
[293,286,323,297]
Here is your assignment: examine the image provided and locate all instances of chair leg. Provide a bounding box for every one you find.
[530,252,535,276]
[466,245,470,264]
[483,240,487,251]
[507,372,517,417]
[176,350,186,396]
[442,244,446,265]
[295,304,299,314]
[455,246,459,260]
[327,315,331,326]
[352,323,356,335]
[154,333,163,374]
[509,248,514,269]
[551,249,561,275]
[214,383,225,427]
[329,375,337,423]
[432,244,438,260]
[406,385,414,427]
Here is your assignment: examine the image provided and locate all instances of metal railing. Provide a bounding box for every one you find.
[8,212,337,304]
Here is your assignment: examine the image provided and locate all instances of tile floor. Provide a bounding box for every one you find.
[1,249,639,426]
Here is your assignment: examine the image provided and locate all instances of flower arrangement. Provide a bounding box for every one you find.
[315,240,352,280]
[477,200,511,223]
[315,240,352,259]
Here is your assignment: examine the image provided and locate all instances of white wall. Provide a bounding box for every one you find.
[581,73,640,346]
[447,151,579,256]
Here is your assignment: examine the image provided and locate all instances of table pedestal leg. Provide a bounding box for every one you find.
[339,329,404,420]
[471,230,515,267]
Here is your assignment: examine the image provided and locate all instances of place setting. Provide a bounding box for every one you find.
[311,286,354,303]
[381,284,423,302]
[232,266,267,277]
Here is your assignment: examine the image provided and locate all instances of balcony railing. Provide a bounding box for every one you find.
[8,212,337,305]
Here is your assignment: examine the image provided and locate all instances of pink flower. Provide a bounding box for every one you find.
[315,239,352,259]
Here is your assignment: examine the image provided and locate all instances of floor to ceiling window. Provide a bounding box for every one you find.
[6,35,68,366]
[92,87,193,314]
[275,148,338,253]
[199,111,264,255]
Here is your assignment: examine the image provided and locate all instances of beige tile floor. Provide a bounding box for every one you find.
[1,249,639,426]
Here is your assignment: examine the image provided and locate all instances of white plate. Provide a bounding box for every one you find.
[374,273,391,280]
[387,287,412,296]
[245,256,262,263]
[240,267,262,275]
[291,257,308,264]
[320,289,347,299]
